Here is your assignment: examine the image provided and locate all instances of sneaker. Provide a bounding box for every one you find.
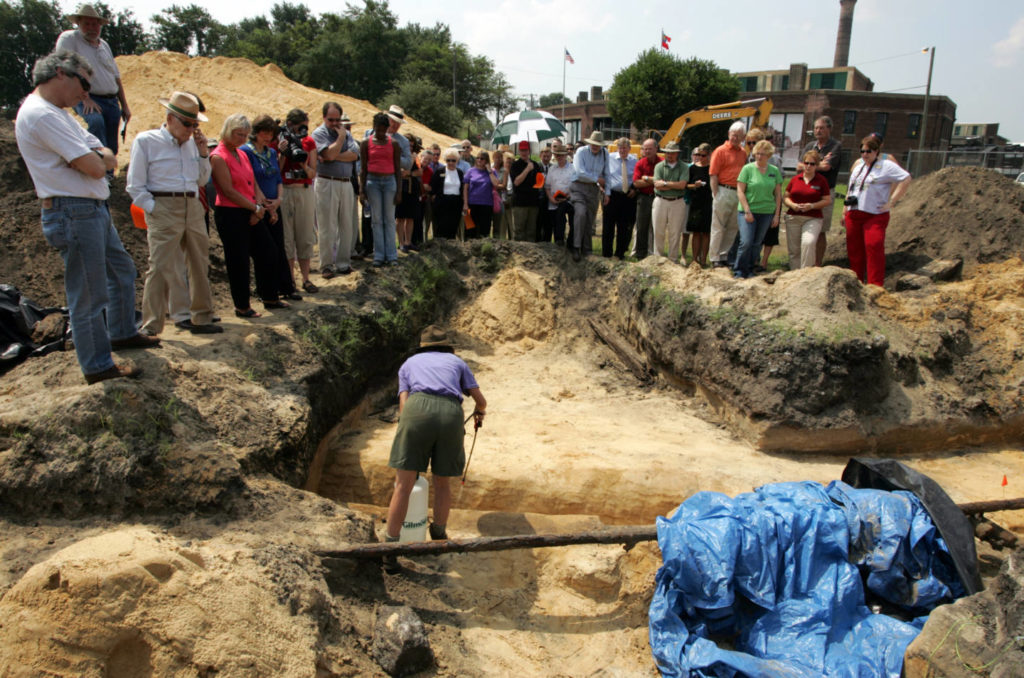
[428,523,448,541]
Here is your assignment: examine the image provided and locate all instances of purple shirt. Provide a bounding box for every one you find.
[463,167,495,206]
[398,351,479,402]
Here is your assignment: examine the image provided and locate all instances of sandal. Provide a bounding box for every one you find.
[262,299,290,309]
[302,280,319,293]
[234,308,261,318]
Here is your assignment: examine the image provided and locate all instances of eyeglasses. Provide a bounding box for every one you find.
[804,161,817,165]
[693,153,707,157]
[175,115,199,129]
[860,149,874,154]
[446,158,457,162]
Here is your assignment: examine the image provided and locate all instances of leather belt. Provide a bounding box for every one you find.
[317,175,351,182]
[151,191,196,198]
[40,196,104,209]
[284,183,310,188]
[720,184,737,190]
[657,195,682,201]
[90,93,119,99]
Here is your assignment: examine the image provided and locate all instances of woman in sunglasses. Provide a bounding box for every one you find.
[843,134,912,286]
[429,150,464,239]
[685,143,713,266]
[783,150,832,269]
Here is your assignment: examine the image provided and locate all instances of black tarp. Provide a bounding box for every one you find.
[841,457,982,595]
[0,284,68,374]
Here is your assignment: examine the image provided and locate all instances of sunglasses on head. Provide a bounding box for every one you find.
[63,69,90,92]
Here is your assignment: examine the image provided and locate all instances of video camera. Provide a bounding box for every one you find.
[280,123,309,164]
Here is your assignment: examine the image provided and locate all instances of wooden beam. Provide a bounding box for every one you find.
[588,318,652,382]
[316,497,1024,560]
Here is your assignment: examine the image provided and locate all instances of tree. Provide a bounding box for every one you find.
[378,78,460,137]
[0,0,63,113]
[219,3,321,78]
[607,49,738,136]
[93,3,150,55]
[151,4,225,56]
[538,92,570,108]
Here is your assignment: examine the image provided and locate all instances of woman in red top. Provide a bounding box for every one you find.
[783,150,832,270]
[359,112,402,266]
[210,113,284,317]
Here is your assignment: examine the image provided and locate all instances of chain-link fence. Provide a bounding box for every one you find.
[906,148,1024,179]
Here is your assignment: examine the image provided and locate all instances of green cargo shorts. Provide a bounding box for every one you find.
[388,392,466,476]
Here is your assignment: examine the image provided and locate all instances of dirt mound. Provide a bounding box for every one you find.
[886,166,1024,271]
[454,266,556,345]
[116,52,462,165]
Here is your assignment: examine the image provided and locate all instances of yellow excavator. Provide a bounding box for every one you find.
[655,97,774,150]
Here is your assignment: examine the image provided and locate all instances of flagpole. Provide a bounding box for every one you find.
[561,47,566,123]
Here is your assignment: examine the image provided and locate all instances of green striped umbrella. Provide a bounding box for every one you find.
[492,110,568,145]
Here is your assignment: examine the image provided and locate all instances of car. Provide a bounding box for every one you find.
[1016,172,1024,185]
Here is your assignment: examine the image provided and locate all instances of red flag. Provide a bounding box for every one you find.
[661,31,671,50]
[1003,475,1009,486]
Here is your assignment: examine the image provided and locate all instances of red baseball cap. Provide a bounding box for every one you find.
[518,141,531,150]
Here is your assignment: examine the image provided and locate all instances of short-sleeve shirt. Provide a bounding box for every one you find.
[15,93,108,200]
[54,30,120,95]
[846,159,910,215]
[633,155,662,196]
[737,162,784,213]
[802,138,842,188]
[463,167,494,206]
[311,124,357,178]
[653,161,689,199]
[280,135,317,185]
[510,158,539,207]
[785,173,831,218]
[398,351,479,402]
[709,141,747,187]
[242,144,282,200]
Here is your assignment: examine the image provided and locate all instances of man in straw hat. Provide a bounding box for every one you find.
[651,141,690,263]
[569,130,611,261]
[55,3,130,157]
[383,325,487,573]
[16,50,158,385]
[127,91,221,336]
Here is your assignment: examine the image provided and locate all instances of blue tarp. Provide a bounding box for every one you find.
[649,481,966,677]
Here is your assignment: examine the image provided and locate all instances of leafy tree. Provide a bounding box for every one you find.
[607,49,738,136]
[151,4,225,56]
[92,2,150,55]
[219,2,321,78]
[378,78,460,137]
[538,92,570,108]
[0,0,63,112]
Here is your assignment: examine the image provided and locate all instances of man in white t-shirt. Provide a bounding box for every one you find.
[55,4,130,156]
[15,50,157,385]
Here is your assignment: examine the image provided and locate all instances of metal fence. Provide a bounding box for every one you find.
[906,149,1024,178]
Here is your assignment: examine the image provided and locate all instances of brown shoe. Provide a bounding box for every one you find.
[84,363,143,385]
[110,334,161,350]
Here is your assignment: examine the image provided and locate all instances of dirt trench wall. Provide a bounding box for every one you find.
[609,265,1024,454]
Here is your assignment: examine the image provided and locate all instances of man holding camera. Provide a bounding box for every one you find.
[278,108,318,292]
[801,116,841,266]
[312,102,359,278]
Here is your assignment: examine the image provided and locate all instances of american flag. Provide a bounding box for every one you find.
[564,48,575,64]
[661,31,671,50]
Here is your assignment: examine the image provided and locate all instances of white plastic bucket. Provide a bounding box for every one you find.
[399,475,429,542]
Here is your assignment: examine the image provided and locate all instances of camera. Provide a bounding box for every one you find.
[280,124,309,164]
[843,195,858,207]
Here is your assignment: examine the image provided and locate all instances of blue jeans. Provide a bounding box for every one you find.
[74,96,122,154]
[734,212,774,277]
[365,175,398,263]
[40,198,138,375]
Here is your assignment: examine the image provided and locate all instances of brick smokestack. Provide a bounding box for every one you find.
[833,0,857,67]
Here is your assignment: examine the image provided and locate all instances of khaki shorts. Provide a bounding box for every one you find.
[388,393,466,476]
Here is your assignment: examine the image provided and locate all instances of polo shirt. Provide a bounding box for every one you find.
[709,141,746,187]
[653,161,689,199]
[398,351,479,402]
[633,155,662,196]
[785,173,831,218]
[313,125,357,178]
[737,162,784,214]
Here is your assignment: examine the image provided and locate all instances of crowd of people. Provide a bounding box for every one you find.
[14,3,914,386]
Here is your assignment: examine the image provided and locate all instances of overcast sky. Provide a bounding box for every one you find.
[84,0,1024,140]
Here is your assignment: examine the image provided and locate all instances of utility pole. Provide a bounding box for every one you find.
[917,46,935,175]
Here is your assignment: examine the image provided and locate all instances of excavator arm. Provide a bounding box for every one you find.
[660,97,773,149]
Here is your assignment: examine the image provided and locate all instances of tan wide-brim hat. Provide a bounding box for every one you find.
[158,92,208,123]
[387,105,405,125]
[663,141,682,154]
[68,3,108,24]
[419,325,452,348]
[584,130,606,147]
[551,142,569,155]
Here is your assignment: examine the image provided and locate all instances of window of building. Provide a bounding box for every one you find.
[808,72,847,90]
[970,125,980,136]
[874,112,888,138]
[771,75,789,91]
[738,76,758,92]
[954,125,962,136]
[907,114,921,139]
[843,110,857,135]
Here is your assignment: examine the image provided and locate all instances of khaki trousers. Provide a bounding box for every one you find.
[652,196,689,262]
[141,195,213,333]
[314,177,355,271]
[708,187,739,264]
[281,183,316,260]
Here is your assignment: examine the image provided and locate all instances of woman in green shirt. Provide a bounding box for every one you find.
[735,140,783,278]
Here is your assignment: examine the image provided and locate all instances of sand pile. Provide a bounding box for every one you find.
[115,51,463,163]
[887,166,1024,271]
[454,267,556,345]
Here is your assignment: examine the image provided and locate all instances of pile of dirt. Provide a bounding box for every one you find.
[887,166,1024,272]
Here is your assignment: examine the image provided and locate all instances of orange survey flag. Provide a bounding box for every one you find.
[464,210,476,231]
[532,173,546,189]
[130,203,148,230]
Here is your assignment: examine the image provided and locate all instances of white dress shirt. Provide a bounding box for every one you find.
[127,125,211,214]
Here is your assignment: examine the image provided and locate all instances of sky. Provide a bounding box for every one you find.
[86,0,1024,141]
